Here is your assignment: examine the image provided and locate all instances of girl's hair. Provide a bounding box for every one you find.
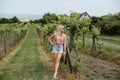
[55,25,64,40]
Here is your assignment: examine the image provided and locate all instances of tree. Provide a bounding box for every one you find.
[58,12,91,52]
[92,13,120,35]
[42,13,58,24]
[12,16,19,23]
[81,19,91,47]
[0,17,19,23]
[91,25,100,50]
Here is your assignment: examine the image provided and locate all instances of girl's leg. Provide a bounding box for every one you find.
[54,53,57,70]
[54,53,62,76]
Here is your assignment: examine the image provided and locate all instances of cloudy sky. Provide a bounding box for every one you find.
[0,0,120,16]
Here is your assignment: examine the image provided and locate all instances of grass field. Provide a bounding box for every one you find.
[0,27,46,80]
[0,24,119,80]
[78,35,120,60]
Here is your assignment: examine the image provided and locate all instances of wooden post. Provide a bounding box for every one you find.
[3,32,7,53]
[64,25,72,73]
[82,33,85,47]
[66,41,73,73]
[92,35,96,50]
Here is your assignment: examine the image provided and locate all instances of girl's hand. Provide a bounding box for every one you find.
[51,42,54,45]
[63,51,66,56]
[51,43,54,45]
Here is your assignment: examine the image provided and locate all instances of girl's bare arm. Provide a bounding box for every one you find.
[64,34,66,52]
[48,33,55,45]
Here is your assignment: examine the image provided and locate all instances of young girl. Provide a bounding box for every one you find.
[48,25,66,79]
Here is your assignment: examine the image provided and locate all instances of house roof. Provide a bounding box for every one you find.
[79,12,91,19]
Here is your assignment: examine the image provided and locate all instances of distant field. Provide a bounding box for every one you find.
[97,35,120,45]
[78,35,120,59]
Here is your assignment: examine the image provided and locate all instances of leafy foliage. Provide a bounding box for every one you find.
[0,23,28,36]
[0,16,19,23]
[58,12,91,51]
[91,25,101,36]
[73,55,83,73]
[92,13,120,35]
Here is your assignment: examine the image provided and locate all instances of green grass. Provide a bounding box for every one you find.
[78,35,120,59]
[0,27,46,80]
[86,35,120,45]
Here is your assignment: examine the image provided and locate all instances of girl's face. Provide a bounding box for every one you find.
[61,26,65,33]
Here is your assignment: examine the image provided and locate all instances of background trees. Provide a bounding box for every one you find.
[92,13,120,35]
[0,16,19,23]
[58,12,91,51]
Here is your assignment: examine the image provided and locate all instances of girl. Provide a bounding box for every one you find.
[48,25,66,79]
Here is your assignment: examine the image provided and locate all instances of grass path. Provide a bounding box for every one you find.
[0,27,47,80]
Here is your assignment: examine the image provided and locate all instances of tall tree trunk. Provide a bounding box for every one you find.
[65,40,73,73]
[69,33,75,52]
[3,32,7,53]
[92,35,96,50]
[82,33,85,47]
[64,26,73,73]
[1,33,2,41]
[69,26,76,52]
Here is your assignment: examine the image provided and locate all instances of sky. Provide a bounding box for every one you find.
[0,0,120,16]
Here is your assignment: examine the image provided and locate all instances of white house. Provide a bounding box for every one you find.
[79,12,91,20]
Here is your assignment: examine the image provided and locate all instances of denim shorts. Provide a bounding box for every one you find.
[52,44,63,53]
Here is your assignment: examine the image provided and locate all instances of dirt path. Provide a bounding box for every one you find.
[78,51,120,80]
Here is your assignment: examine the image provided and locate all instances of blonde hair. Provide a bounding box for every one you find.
[55,25,64,40]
